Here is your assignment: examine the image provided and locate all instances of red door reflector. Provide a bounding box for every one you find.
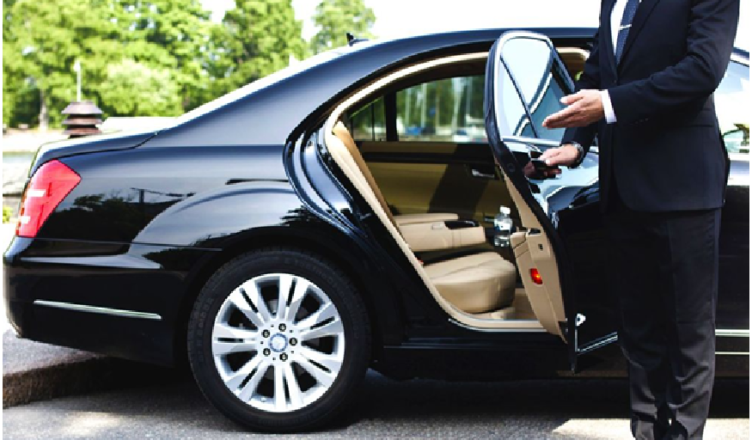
[530,268,543,285]
[16,160,81,238]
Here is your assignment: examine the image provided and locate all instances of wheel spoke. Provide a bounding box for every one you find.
[213,340,257,356]
[236,361,271,402]
[240,280,273,324]
[224,354,264,390]
[228,289,265,328]
[294,355,336,388]
[299,318,343,342]
[296,302,337,331]
[275,274,293,320]
[279,278,309,323]
[283,363,303,409]
[297,345,343,372]
[274,365,286,411]
[213,323,257,340]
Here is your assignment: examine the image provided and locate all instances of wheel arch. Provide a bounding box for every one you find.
[172,224,404,367]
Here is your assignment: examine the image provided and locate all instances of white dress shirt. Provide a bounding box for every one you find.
[601,0,642,124]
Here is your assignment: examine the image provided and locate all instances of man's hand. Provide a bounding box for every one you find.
[539,144,581,168]
[542,90,605,129]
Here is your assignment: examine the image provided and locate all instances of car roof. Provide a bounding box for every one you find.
[146,28,598,148]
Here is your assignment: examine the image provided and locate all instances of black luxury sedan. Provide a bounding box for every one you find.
[4,28,749,432]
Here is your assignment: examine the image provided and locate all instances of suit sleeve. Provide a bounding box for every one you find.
[562,25,603,152]
[607,0,739,124]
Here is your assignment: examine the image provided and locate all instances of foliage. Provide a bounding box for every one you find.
[99,59,182,116]
[310,0,375,55]
[207,0,306,100]
[2,0,375,128]
[112,0,214,111]
[3,0,124,128]
[3,206,13,223]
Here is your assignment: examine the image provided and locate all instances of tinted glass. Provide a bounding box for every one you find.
[349,97,386,142]
[715,61,749,154]
[501,37,571,142]
[494,65,535,141]
[396,76,488,143]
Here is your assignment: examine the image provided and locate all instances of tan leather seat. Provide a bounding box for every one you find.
[333,123,485,249]
[332,122,516,315]
[424,252,517,313]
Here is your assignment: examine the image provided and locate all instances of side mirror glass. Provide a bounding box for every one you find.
[500,38,555,108]
[496,35,574,142]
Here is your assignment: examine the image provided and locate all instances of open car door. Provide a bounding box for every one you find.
[484,31,618,371]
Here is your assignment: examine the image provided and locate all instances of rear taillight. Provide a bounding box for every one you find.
[16,160,81,238]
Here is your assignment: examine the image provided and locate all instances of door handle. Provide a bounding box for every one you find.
[470,168,496,179]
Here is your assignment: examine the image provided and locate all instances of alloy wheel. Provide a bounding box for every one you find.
[211,273,345,413]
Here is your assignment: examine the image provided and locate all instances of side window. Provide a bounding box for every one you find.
[396,75,487,143]
[715,61,749,154]
[349,97,386,142]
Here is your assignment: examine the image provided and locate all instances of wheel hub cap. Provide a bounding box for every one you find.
[269,333,288,352]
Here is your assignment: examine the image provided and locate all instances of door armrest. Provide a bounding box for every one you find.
[399,220,485,252]
[394,213,459,226]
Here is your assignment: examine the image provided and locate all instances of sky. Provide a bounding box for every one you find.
[205,0,750,51]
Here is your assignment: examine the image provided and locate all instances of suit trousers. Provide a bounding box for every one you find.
[605,185,721,440]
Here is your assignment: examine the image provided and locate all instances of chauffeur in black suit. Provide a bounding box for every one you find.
[539,0,739,438]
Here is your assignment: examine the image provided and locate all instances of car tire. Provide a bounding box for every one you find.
[187,248,370,432]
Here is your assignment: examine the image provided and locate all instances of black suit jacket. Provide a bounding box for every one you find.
[563,0,739,212]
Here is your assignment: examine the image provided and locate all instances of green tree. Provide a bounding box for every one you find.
[207,0,306,99]
[2,0,217,127]
[112,0,214,111]
[309,0,375,55]
[98,59,182,116]
[3,0,123,128]
[2,0,311,128]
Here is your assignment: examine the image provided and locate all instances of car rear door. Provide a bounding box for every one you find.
[484,31,618,371]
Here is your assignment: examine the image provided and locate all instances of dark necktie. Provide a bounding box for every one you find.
[615,0,640,64]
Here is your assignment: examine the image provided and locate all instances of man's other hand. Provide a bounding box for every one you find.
[539,144,580,168]
[542,90,604,129]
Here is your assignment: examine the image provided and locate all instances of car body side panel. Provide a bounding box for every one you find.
[4,187,416,365]
[717,158,749,331]
[37,145,288,243]
[4,234,211,365]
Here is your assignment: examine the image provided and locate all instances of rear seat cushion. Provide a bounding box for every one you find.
[424,252,517,314]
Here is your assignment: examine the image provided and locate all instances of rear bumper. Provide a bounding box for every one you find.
[3,235,212,366]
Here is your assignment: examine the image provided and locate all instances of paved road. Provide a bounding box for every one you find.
[3,368,748,439]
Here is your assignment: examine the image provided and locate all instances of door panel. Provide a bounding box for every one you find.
[360,141,521,232]
[485,31,617,370]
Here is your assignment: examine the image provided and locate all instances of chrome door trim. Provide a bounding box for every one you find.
[448,319,546,333]
[715,329,750,338]
[33,300,162,321]
[500,135,563,149]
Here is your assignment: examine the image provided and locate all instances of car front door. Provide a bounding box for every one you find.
[484,31,618,371]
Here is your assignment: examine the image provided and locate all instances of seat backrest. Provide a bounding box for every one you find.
[332,121,397,227]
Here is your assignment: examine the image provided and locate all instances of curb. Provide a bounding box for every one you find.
[4,356,114,408]
[2,332,179,408]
